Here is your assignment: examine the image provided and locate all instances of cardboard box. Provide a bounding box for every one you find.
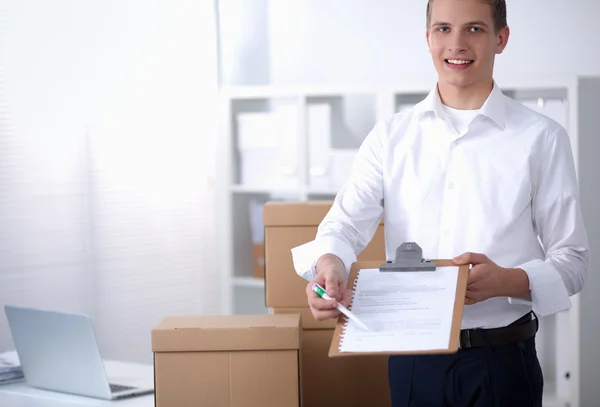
[152,314,301,407]
[300,329,391,407]
[252,242,265,278]
[263,201,385,308]
[273,307,337,330]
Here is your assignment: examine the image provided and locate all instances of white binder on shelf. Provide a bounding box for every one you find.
[236,105,300,189]
[307,104,332,189]
[273,104,300,188]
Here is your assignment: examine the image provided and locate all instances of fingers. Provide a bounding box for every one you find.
[305,257,347,321]
[465,286,491,305]
[306,273,346,322]
[325,273,340,299]
[306,279,339,307]
[465,290,477,305]
[310,307,342,321]
[308,291,339,310]
[340,288,352,309]
[307,282,342,321]
[306,273,324,299]
[315,254,345,300]
[466,264,485,283]
[310,288,352,321]
[337,279,349,301]
[453,252,490,266]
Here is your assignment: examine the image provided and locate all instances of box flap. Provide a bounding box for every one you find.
[152,314,300,353]
[263,201,384,226]
[272,307,336,330]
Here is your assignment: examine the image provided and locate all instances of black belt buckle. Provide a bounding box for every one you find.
[459,329,472,349]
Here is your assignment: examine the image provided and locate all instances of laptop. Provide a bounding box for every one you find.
[4,305,154,400]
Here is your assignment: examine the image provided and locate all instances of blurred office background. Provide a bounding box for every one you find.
[1,1,599,404]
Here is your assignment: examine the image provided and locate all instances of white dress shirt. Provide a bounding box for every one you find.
[291,82,590,329]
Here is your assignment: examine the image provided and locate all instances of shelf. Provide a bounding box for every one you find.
[233,276,265,288]
[221,84,432,99]
[229,185,341,197]
[220,78,576,100]
[306,187,339,195]
[229,185,303,196]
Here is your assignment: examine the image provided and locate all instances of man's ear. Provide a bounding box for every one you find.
[426,29,431,51]
[496,26,510,54]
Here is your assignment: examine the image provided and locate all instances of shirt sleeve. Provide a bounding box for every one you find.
[291,120,388,281]
[508,127,590,316]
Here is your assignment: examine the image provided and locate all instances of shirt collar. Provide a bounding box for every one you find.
[414,81,507,129]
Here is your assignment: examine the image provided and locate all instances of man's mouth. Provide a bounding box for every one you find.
[445,59,474,65]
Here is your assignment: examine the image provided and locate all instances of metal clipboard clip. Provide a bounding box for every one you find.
[379,242,436,272]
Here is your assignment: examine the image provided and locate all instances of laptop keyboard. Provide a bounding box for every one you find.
[110,383,136,393]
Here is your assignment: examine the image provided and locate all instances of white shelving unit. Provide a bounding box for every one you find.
[217,77,600,407]
[232,276,265,288]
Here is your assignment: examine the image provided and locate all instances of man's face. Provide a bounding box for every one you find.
[426,0,509,89]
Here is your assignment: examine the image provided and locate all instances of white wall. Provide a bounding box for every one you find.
[218,0,270,85]
[1,0,219,364]
[220,0,600,86]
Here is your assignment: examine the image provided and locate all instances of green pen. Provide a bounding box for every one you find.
[312,283,369,331]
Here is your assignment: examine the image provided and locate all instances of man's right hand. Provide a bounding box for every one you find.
[306,254,352,321]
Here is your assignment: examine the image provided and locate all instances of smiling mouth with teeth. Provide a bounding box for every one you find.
[445,59,474,65]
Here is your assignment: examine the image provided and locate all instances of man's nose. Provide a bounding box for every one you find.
[448,32,469,53]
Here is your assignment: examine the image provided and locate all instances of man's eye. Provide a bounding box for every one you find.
[438,27,450,33]
[470,27,481,32]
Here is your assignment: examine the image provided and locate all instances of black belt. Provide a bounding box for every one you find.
[459,312,538,349]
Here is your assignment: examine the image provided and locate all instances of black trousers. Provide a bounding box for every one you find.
[388,336,543,407]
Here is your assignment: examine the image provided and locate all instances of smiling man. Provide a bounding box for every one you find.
[291,0,589,406]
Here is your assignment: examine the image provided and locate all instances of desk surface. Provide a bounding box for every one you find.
[0,361,154,406]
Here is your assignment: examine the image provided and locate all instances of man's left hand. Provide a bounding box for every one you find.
[452,252,516,305]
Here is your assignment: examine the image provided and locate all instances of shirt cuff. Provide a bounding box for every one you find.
[507,259,572,316]
[291,236,357,281]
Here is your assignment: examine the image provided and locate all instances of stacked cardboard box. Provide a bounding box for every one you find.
[152,314,301,407]
[264,201,391,407]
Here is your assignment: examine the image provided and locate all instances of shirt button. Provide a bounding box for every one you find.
[444,230,451,236]
[448,182,455,189]
[455,140,461,146]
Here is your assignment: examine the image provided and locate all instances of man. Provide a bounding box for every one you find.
[291,0,589,406]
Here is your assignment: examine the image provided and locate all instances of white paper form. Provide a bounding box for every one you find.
[339,267,459,353]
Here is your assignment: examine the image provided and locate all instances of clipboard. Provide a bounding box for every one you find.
[328,242,469,357]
